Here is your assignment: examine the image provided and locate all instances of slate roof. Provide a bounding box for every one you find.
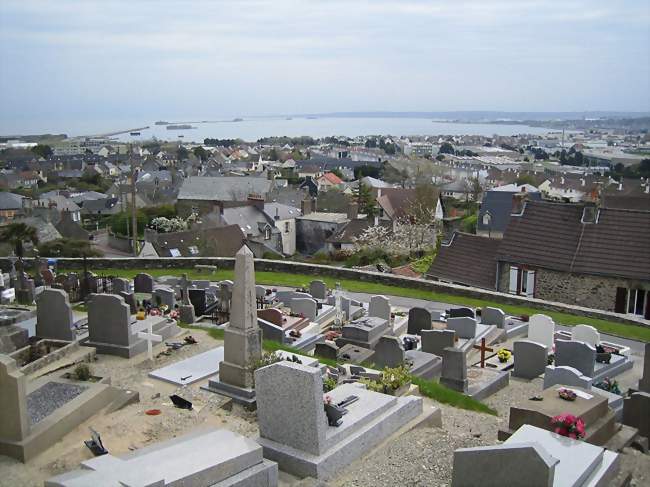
[326,218,392,244]
[152,225,245,257]
[477,186,542,234]
[263,203,301,221]
[178,176,271,201]
[0,192,25,210]
[426,232,500,289]
[497,200,650,281]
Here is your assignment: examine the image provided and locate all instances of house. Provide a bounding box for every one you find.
[296,200,349,254]
[219,200,283,257]
[601,179,650,211]
[476,184,542,238]
[316,172,343,192]
[496,200,650,316]
[326,216,392,252]
[297,165,323,179]
[376,187,443,224]
[0,192,26,220]
[359,176,394,197]
[80,197,120,216]
[176,176,273,217]
[427,232,501,289]
[262,202,301,255]
[150,224,246,258]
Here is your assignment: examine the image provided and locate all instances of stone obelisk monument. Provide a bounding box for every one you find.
[205,245,262,405]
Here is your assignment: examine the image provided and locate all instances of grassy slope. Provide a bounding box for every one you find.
[87,267,650,342]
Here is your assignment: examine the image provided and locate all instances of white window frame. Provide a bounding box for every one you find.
[627,288,647,316]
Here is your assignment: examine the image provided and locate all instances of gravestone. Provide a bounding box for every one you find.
[341,296,351,321]
[111,277,131,294]
[448,307,475,319]
[152,286,175,308]
[219,280,233,312]
[35,288,75,341]
[407,307,432,335]
[639,343,650,393]
[256,285,267,301]
[207,246,262,405]
[372,336,405,369]
[446,317,477,339]
[179,304,196,324]
[527,314,555,350]
[309,280,327,300]
[314,342,339,361]
[573,324,600,347]
[86,294,132,351]
[543,365,592,390]
[0,355,29,448]
[555,340,596,378]
[339,316,390,349]
[192,280,211,289]
[258,308,284,327]
[258,318,285,344]
[513,340,548,379]
[188,288,207,316]
[45,428,278,487]
[622,392,650,439]
[440,347,468,393]
[118,291,137,314]
[291,298,317,321]
[368,295,391,323]
[133,273,154,293]
[482,307,506,328]
[421,329,455,357]
[179,273,191,305]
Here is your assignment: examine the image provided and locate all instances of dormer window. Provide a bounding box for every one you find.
[264,227,271,240]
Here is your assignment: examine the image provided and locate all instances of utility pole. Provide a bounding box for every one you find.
[130,144,138,257]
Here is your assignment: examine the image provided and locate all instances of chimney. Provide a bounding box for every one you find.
[274,207,280,221]
[511,192,528,215]
[377,188,382,198]
[301,198,312,215]
[247,193,264,211]
[581,178,585,186]
[618,182,623,191]
[374,215,379,226]
[347,202,358,220]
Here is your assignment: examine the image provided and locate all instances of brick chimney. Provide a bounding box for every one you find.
[511,191,528,215]
[247,193,265,211]
[301,198,312,215]
[347,202,358,220]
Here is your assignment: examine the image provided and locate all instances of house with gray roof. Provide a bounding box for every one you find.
[476,183,542,238]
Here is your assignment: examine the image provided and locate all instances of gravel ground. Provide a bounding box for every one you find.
[26,382,88,425]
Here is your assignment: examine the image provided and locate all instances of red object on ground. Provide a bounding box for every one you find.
[145,409,161,416]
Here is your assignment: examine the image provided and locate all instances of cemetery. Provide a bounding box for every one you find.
[0,252,648,486]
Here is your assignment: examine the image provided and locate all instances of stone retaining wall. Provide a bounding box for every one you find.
[2,257,647,329]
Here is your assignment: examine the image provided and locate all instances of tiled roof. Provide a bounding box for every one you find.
[320,172,343,185]
[427,232,500,289]
[153,225,245,257]
[497,200,650,280]
[178,176,271,201]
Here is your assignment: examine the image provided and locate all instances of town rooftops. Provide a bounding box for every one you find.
[427,232,500,289]
[326,218,392,244]
[178,176,272,201]
[0,192,25,210]
[298,212,349,223]
[497,200,650,281]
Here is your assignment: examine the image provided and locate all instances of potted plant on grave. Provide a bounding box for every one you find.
[360,365,411,396]
[497,348,512,363]
[558,388,577,401]
[551,414,586,440]
[594,377,621,395]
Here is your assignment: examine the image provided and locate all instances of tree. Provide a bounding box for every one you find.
[193,146,208,161]
[38,239,102,257]
[31,144,53,159]
[0,223,39,259]
[435,154,445,161]
[354,183,378,216]
[330,168,344,179]
[177,146,189,160]
[267,148,279,161]
[438,142,455,155]
[353,165,381,179]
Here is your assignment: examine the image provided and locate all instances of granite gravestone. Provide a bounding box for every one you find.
[179,304,196,324]
[309,280,327,300]
[622,392,650,439]
[527,314,555,350]
[208,246,262,405]
[339,316,390,349]
[368,295,391,323]
[572,324,600,347]
[448,307,475,319]
[555,340,596,378]
[481,307,506,328]
[86,294,133,353]
[291,298,318,322]
[513,340,548,379]
[133,273,154,293]
[314,342,339,361]
[35,288,75,341]
[372,336,405,369]
[118,292,137,314]
[152,286,175,308]
[440,347,468,393]
[543,365,592,390]
[421,329,456,357]
[219,280,233,312]
[446,317,477,339]
[407,307,432,335]
[258,308,284,327]
[188,288,207,316]
[111,278,131,294]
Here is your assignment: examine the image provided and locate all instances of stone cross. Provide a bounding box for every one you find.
[134,320,163,361]
[180,273,191,305]
[473,338,493,368]
[333,282,343,327]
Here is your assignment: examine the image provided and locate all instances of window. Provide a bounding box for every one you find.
[264,227,271,240]
[508,265,535,297]
[616,287,648,317]
[188,246,199,255]
[284,222,290,233]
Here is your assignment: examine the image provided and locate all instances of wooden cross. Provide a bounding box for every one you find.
[473,338,493,368]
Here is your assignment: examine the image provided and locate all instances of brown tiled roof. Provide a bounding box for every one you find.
[601,194,650,211]
[497,200,650,280]
[377,188,417,220]
[426,232,500,289]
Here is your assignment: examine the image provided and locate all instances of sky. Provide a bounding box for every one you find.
[1,0,649,133]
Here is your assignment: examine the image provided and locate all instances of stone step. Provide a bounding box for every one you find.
[585,409,618,446]
[604,424,639,452]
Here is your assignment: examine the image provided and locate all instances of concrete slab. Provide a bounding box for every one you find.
[149,347,224,385]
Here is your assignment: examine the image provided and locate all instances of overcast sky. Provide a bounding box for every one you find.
[1,0,649,132]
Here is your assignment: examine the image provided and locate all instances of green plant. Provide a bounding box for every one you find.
[360,365,411,395]
[74,363,91,381]
[250,351,283,373]
[323,376,338,392]
[497,348,512,363]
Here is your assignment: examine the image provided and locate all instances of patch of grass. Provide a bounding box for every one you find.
[411,376,498,416]
[179,323,224,341]
[67,267,650,342]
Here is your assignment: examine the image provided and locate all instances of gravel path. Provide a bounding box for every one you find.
[27,382,88,425]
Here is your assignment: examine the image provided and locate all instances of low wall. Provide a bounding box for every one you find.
[2,257,647,329]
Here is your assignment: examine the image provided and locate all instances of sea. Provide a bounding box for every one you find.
[105,116,551,143]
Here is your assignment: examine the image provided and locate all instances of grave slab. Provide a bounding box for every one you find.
[149,347,225,385]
